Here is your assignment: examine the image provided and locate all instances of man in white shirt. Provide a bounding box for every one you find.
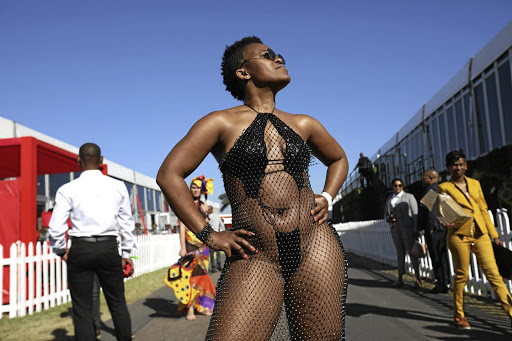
[49,143,136,341]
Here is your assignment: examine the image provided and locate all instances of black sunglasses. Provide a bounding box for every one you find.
[239,48,285,68]
[393,184,403,188]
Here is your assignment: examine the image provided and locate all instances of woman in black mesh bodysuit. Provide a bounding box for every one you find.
[157,36,349,340]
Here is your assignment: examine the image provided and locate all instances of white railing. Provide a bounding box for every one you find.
[334,209,512,299]
[0,233,181,319]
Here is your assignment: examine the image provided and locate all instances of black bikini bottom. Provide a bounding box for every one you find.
[276,228,302,281]
[225,228,303,282]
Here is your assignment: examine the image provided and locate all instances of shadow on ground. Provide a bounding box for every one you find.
[144,298,179,318]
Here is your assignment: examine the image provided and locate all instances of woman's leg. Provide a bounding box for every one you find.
[447,233,471,318]
[206,257,284,341]
[390,226,406,277]
[473,234,512,320]
[284,225,347,340]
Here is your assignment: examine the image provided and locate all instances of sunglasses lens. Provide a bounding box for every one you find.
[266,49,276,59]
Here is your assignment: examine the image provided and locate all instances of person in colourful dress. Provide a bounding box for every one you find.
[174,176,216,320]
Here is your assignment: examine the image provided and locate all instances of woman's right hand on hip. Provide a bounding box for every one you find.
[207,230,257,260]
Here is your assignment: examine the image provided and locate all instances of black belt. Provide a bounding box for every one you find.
[71,236,117,242]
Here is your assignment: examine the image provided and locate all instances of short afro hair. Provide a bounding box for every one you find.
[221,36,263,101]
[445,149,465,167]
[79,142,101,164]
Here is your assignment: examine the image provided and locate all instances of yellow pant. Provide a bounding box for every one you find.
[447,231,512,319]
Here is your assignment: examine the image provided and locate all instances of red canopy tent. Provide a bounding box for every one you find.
[0,136,81,247]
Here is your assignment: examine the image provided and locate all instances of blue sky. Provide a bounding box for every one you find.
[1,1,511,199]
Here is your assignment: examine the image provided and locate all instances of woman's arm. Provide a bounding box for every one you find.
[475,181,502,244]
[409,194,418,232]
[301,115,348,224]
[157,112,255,258]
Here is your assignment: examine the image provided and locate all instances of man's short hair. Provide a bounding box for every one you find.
[221,36,263,101]
[424,169,439,179]
[445,149,465,167]
[79,143,101,163]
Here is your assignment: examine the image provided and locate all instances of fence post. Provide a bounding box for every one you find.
[9,243,17,318]
[18,242,26,317]
[35,241,42,312]
[42,242,49,310]
[27,242,35,315]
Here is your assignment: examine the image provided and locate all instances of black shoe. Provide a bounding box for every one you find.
[392,280,404,287]
[429,285,449,294]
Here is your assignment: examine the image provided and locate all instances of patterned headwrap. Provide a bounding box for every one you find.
[191,175,214,197]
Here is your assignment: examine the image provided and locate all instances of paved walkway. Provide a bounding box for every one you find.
[99,253,511,340]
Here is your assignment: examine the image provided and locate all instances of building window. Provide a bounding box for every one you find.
[147,189,155,212]
[464,93,478,158]
[37,175,45,196]
[498,61,512,144]
[136,186,146,213]
[437,112,448,167]
[49,173,72,198]
[431,117,442,170]
[155,191,161,211]
[454,99,467,153]
[446,106,457,151]
[474,83,491,154]
[485,73,503,149]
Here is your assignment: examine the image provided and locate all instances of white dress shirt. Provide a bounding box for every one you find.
[49,170,137,258]
[390,191,404,208]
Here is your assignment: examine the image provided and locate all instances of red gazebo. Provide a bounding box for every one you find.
[0,136,81,246]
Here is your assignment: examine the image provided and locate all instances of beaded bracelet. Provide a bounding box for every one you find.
[195,222,214,243]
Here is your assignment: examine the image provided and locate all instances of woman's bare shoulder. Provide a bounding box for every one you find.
[199,106,247,127]
[276,110,320,128]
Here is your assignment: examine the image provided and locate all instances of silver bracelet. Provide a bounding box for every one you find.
[195,223,214,243]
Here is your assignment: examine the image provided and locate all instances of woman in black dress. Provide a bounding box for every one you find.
[157,36,348,340]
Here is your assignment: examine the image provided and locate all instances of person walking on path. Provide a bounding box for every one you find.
[438,150,512,330]
[49,142,136,341]
[384,178,422,288]
[157,36,348,340]
[356,152,373,187]
[419,169,450,294]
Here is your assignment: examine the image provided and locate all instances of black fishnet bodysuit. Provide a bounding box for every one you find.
[207,110,347,341]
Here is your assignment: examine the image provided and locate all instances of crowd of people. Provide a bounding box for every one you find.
[379,149,512,331]
[46,35,512,340]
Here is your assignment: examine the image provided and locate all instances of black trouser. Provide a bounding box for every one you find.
[92,274,101,331]
[425,229,451,288]
[67,237,132,341]
[210,250,225,273]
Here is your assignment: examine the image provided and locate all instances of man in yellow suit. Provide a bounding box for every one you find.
[438,150,512,330]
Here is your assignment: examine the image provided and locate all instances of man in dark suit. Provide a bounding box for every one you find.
[419,169,450,293]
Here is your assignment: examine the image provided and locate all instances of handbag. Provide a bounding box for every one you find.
[492,243,512,279]
[164,254,195,304]
[410,240,428,258]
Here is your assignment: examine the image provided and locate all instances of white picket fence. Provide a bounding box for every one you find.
[334,209,512,300]
[0,233,181,319]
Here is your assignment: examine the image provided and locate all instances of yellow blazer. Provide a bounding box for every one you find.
[438,176,499,239]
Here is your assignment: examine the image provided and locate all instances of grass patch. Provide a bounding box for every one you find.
[0,268,169,341]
